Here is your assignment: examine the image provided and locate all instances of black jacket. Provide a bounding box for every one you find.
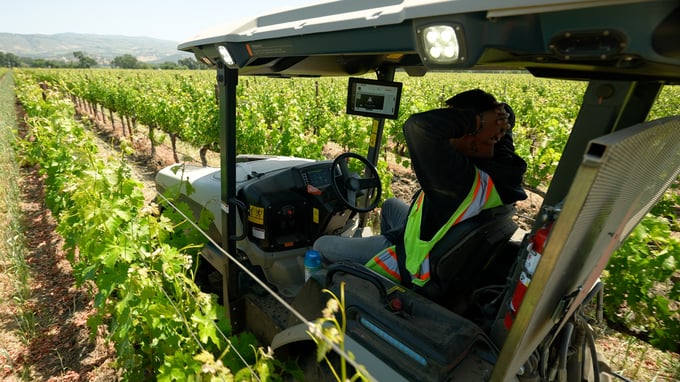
[397,108,527,241]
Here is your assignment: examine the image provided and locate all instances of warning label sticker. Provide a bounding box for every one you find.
[248,205,264,225]
[252,227,265,240]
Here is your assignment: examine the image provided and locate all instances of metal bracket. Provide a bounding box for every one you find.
[551,287,582,323]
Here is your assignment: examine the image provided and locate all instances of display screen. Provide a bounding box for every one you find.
[304,168,332,187]
[346,77,402,120]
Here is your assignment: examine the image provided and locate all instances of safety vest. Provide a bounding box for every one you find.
[365,168,502,286]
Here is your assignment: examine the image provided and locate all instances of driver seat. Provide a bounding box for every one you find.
[414,204,518,313]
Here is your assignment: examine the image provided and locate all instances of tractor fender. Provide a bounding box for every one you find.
[271,322,312,351]
[271,322,409,382]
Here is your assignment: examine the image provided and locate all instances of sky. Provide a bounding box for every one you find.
[0,0,322,42]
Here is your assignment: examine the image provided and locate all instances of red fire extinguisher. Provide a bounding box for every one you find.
[504,223,552,330]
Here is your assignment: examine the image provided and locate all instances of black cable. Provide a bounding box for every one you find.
[583,324,601,382]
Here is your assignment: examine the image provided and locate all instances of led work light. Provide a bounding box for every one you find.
[217,45,235,66]
[420,24,464,64]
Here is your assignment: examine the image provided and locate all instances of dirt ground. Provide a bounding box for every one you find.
[1,99,678,381]
[0,103,119,381]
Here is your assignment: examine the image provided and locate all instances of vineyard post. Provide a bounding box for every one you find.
[149,123,156,157]
[109,109,116,131]
[120,112,127,136]
[127,116,134,137]
[170,133,179,163]
[199,144,209,167]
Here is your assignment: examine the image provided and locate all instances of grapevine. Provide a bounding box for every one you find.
[13,72,287,380]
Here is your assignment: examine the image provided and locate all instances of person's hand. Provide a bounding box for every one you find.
[453,106,510,159]
[474,106,510,143]
[451,104,513,159]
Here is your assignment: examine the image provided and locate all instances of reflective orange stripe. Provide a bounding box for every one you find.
[413,254,430,280]
[484,176,495,201]
[374,247,401,281]
[414,191,424,212]
[453,172,482,226]
[367,169,501,287]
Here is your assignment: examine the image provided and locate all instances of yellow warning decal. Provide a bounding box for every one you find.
[313,208,319,224]
[248,205,264,225]
[369,119,379,147]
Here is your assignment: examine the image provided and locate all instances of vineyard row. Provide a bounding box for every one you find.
[14,68,680,353]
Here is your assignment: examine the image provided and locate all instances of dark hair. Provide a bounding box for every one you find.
[445,89,497,114]
[446,89,515,128]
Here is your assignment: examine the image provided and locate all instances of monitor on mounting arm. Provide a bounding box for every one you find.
[346,77,402,120]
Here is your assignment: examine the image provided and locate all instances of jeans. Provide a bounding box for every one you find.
[313,197,410,264]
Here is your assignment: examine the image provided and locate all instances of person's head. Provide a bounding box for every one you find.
[445,89,497,113]
[445,89,513,159]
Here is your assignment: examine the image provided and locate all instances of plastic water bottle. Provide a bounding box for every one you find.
[304,249,322,281]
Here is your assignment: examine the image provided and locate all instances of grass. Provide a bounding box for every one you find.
[595,326,680,381]
[0,70,35,379]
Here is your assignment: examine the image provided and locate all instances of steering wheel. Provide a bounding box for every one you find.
[331,152,382,212]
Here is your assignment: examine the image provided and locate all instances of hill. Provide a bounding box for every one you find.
[0,32,190,64]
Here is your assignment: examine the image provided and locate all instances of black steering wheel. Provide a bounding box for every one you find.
[331,152,382,212]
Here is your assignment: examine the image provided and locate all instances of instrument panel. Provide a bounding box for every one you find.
[301,166,332,188]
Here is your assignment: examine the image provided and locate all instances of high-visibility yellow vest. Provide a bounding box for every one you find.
[366,168,502,286]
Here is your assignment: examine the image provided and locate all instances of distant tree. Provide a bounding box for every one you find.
[178,57,206,70]
[28,57,70,68]
[0,52,9,67]
[28,58,49,68]
[73,51,98,68]
[112,54,142,69]
[159,61,180,69]
[0,51,22,68]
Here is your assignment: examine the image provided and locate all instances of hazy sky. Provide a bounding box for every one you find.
[1,0,322,42]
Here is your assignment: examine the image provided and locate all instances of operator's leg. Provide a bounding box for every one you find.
[314,197,409,264]
[379,197,409,234]
[314,234,392,264]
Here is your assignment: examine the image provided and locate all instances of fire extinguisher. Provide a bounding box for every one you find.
[504,222,553,330]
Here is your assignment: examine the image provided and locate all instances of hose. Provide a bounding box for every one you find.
[583,323,600,382]
[557,321,574,382]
